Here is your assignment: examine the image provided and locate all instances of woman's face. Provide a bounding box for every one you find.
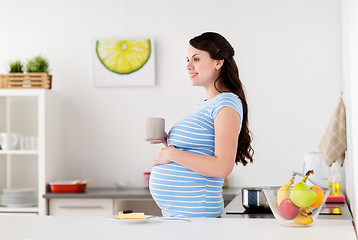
[186,45,222,88]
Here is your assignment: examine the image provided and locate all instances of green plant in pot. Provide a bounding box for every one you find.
[26,55,50,73]
[8,60,24,73]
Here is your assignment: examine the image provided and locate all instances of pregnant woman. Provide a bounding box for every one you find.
[149,32,254,218]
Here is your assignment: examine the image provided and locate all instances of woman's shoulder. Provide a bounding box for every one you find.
[215,92,241,104]
[211,92,243,118]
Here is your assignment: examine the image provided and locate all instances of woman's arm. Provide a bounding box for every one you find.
[152,106,241,178]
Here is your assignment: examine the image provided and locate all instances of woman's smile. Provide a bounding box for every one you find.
[189,72,198,79]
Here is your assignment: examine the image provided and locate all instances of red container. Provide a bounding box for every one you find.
[49,183,86,193]
[144,172,151,188]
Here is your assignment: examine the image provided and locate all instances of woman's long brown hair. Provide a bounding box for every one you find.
[189,32,254,166]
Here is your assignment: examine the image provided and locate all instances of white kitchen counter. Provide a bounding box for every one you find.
[0,215,356,240]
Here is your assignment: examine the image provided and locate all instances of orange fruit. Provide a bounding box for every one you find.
[310,186,324,208]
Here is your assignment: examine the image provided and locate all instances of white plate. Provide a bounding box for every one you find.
[3,188,36,196]
[105,215,151,223]
[1,203,38,208]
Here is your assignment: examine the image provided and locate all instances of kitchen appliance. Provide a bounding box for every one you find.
[241,187,271,213]
[302,152,329,188]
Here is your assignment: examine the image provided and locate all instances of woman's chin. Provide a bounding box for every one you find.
[190,80,199,86]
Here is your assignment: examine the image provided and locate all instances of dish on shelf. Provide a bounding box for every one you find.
[49,181,86,193]
[3,188,36,196]
[1,202,38,208]
[1,188,38,207]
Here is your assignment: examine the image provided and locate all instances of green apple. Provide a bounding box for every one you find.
[290,182,317,208]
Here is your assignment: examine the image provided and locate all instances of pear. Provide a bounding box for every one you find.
[290,170,317,208]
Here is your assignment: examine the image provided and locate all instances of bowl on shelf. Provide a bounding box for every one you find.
[262,186,330,227]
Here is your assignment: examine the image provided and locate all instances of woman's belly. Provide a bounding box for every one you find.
[149,162,224,218]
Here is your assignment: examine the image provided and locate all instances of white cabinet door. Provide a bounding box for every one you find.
[49,198,113,216]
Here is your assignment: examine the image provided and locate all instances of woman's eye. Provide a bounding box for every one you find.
[186,58,199,63]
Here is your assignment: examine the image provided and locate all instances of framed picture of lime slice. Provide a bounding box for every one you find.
[93,38,155,87]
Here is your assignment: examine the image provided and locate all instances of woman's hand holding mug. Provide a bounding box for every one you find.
[145,118,167,146]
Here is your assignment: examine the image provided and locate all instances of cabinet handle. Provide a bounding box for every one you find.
[59,206,104,209]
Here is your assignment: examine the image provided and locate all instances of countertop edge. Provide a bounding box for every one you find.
[43,187,240,199]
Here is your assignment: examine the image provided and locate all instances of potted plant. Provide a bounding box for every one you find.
[8,60,24,73]
[0,55,52,89]
[26,55,50,73]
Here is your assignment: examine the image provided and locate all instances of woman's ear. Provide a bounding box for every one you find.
[215,59,224,70]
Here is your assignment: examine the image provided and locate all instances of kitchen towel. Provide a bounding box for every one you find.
[318,97,347,166]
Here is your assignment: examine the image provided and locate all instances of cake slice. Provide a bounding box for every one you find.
[117,210,145,219]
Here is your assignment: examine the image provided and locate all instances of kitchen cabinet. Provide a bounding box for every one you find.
[0,89,63,216]
[48,198,160,216]
[44,187,239,216]
[49,198,113,216]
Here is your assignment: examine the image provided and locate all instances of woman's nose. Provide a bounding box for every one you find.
[186,62,193,70]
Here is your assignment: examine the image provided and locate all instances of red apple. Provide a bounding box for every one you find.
[278,198,299,220]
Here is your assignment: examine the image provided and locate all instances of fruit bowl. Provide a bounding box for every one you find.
[262,187,330,227]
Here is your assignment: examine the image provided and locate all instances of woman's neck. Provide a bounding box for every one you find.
[205,88,220,100]
[205,85,229,100]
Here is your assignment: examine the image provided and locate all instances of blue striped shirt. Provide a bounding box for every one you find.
[149,92,243,217]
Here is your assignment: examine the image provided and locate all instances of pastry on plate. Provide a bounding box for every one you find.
[117,210,145,219]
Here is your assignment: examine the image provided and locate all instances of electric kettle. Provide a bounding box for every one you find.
[302,152,329,188]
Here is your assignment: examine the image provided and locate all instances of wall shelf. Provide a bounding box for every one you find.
[0,89,63,215]
[0,150,38,155]
[0,206,39,213]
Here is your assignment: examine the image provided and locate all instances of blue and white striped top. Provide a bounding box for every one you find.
[149,92,243,218]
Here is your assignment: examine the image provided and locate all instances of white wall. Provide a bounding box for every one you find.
[342,0,358,221]
[0,0,342,188]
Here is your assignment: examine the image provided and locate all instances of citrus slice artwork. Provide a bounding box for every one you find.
[93,38,155,87]
[96,39,151,74]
